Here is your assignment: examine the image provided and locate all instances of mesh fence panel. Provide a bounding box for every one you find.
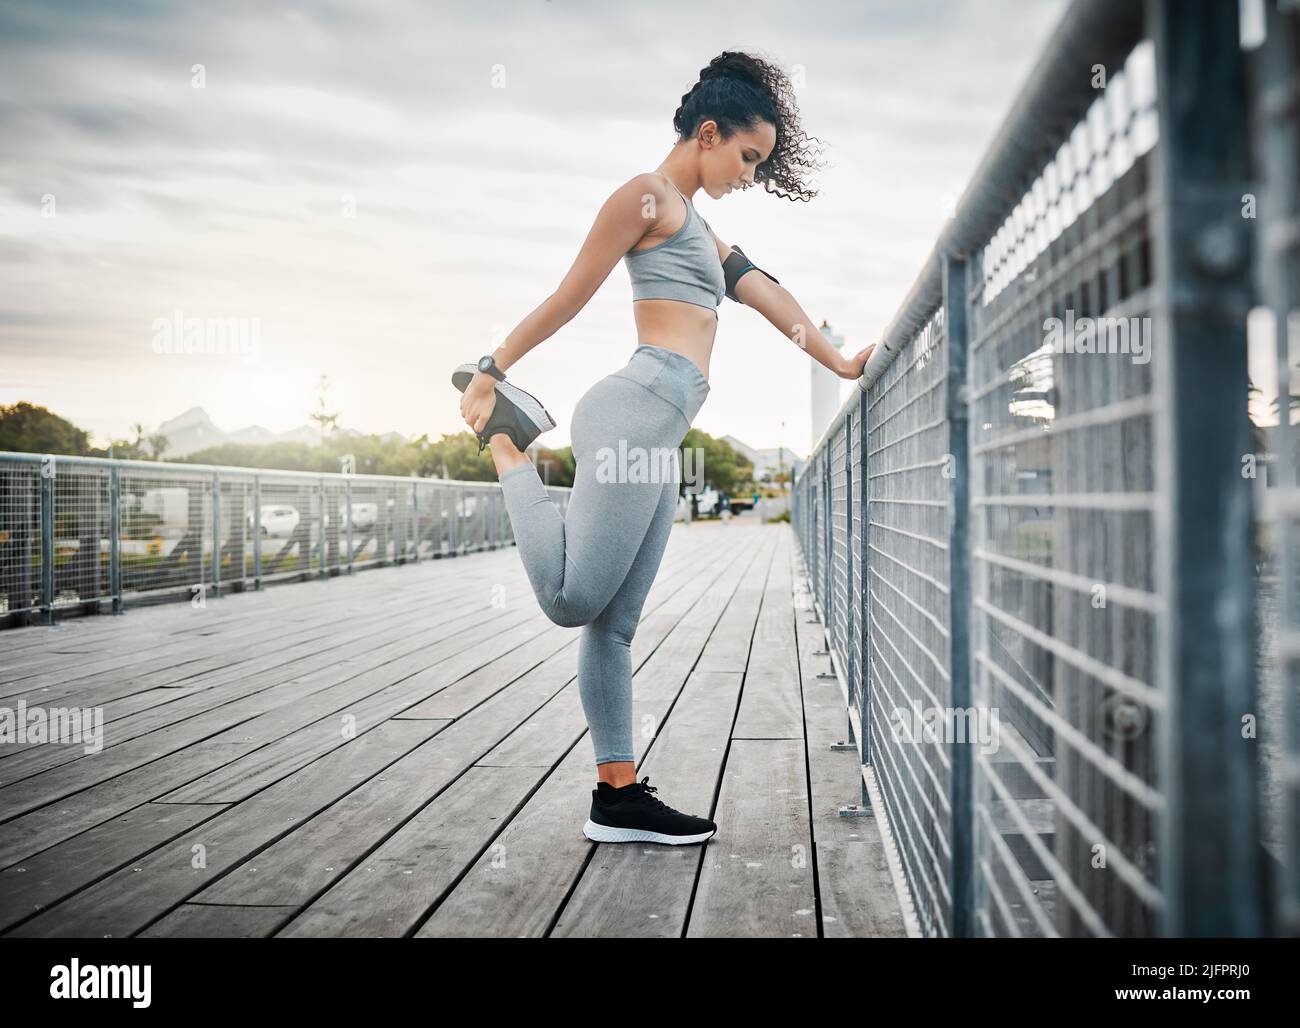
[1253,0,1300,937]
[969,40,1161,938]
[0,454,570,625]
[119,469,211,599]
[866,305,953,937]
[829,422,850,676]
[0,460,40,616]
[789,15,1274,937]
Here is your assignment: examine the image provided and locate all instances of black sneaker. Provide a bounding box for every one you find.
[583,775,717,845]
[451,364,557,454]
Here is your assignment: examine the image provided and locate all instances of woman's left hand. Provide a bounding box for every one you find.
[838,344,876,380]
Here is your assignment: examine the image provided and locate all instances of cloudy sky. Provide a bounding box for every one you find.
[0,0,1070,455]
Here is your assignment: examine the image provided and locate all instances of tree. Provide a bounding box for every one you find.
[0,402,91,455]
[413,432,500,482]
[678,428,752,496]
[534,445,575,487]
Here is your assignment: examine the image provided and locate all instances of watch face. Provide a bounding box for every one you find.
[478,357,492,372]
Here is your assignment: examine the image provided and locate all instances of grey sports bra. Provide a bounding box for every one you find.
[623,173,726,314]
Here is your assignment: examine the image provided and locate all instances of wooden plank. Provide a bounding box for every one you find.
[794,538,908,938]
[692,527,778,674]
[153,615,554,803]
[551,669,744,937]
[0,802,226,925]
[686,737,817,937]
[733,530,803,739]
[5,718,442,937]
[276,766,542,937]
[139,903,297,938]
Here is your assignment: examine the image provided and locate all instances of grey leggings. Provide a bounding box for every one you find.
[498,344,710,765]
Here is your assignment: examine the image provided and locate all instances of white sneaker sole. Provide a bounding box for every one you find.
[582,818,716,845]
[453,364,557,434]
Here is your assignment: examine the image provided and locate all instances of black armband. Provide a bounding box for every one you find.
[723,245,780,304]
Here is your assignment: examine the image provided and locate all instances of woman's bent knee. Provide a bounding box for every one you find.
[541,591,604,628]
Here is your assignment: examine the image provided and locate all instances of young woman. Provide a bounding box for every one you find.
[452,51,874,846]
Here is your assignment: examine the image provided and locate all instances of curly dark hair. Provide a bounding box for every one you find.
[672,50,828,202]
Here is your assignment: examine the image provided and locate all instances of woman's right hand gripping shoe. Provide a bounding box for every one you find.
[452,364,557,454]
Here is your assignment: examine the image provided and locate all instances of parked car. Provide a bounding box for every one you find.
[248,505,300,538]
[337,501,379,530]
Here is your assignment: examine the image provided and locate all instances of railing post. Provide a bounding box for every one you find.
[810,473,819,617]
[859,388,871,764]
[344,475,354,574]
[844,414,855,705]
[39,454,54,625]
[1149,0,1263,936]
[444,487,455,557]
[109,464,122,614]
[252,475,262,589]
[823,450,834,635]
[318,476,328,578]
[411,479,420,563]
[943,254,974,938]
[211,471,222,597]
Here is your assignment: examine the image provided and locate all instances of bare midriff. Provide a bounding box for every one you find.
[631,299,716,382]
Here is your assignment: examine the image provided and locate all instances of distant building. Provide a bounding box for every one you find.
[721,434,805,485]
[810,320,847,452]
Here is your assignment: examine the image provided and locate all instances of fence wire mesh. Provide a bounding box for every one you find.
[1252,0,1300,937]
[969,38,1160,939]
[0,453,571,626]
[793,0,1288,937]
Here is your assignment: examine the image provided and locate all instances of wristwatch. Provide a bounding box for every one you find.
[477,354,506,382]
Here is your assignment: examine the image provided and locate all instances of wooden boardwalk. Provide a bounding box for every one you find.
[0,520,905,938]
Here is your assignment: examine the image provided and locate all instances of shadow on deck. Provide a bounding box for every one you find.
[0,520,904,938]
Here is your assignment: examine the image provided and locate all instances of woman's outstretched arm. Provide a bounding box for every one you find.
[478,173,669,376]
[707,225,874,380]
[460,173,673,433]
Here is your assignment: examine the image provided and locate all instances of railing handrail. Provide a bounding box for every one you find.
[800,0,1146,473]
[0,449,572,492]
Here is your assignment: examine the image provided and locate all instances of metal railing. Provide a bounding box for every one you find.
[0,451,572,627]
[793,0,1290,937]
[1252,0,1300,940]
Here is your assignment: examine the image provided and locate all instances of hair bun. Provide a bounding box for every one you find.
[701,51,761,87]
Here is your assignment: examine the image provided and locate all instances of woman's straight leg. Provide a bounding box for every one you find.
[579,475,680,766]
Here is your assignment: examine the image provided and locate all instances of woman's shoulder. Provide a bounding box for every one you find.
[621,171,671,202]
